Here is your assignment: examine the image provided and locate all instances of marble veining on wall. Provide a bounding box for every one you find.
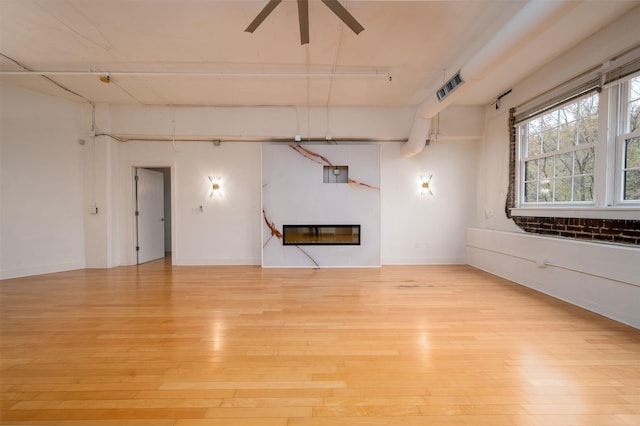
[262,143,381,267]
[262,208,319,267]
[290,144,379,190]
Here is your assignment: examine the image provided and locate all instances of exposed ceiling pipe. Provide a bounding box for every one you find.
[401,0,578,157]
[0,70,390,79]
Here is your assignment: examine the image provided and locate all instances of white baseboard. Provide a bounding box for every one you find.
[172,258,261,266]
[0,260,86,280]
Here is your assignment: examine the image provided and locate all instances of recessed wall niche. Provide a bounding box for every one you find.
[323,165,348,183]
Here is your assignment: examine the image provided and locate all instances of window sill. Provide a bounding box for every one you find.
[511,206,640,220]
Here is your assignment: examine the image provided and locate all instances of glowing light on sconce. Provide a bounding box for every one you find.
[209,176,223,198]
[419,174,433,196]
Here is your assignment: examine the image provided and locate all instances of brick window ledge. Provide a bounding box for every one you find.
[511,214,640,246]
[511,207,640,220]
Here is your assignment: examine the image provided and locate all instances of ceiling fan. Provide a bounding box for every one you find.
[245,0,364,45]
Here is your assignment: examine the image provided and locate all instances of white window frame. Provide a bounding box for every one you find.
[517,92,599,207]
[613,72,640,205]
[512,60,640,220]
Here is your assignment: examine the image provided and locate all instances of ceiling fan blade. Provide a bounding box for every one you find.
[245,0,283,33]
[321,0,364,35]
[297,0,309,45]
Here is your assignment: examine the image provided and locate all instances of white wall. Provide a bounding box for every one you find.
[468,228,640,328]
[381,138,478,264]
[108,105,415,141]
[93,104,481,268]
[262,144,380,267]
[0,84,86,279]
[83,104,120,268]
[115,140,262,266]
[470,9,640,328]
[0,84,485,274]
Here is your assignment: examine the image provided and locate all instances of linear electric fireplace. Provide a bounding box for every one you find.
[282,225,360,246]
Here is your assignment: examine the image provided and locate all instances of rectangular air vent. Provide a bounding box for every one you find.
[436,71,463,101]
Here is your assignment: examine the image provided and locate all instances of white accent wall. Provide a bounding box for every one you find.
[262,144,380,267]
[470,8,640,328]
[0,84,86,279]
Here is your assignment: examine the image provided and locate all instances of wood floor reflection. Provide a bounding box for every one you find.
[1,260,639,425]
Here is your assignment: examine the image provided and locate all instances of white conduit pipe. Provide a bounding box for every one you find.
[401,0,578,157]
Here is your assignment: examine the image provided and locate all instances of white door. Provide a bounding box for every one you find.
[135,168,165,264]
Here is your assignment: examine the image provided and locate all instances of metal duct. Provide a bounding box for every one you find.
[402,0,577,157]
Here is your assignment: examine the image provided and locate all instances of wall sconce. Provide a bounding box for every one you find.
[209,176,223,198]
[419,174,433,196]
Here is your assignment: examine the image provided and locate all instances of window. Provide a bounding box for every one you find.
[511,57,640,214]
[506,52,640,244]
[520,94,598,204]
[619,75,640,201]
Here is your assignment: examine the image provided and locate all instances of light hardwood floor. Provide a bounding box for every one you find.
[1,260,639,425]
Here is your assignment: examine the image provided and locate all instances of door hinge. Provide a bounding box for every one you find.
[136,246,140,251]
[135,210,139,216]
[135,175,139,181]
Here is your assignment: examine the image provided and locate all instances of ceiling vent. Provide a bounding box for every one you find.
[436,72,464,101]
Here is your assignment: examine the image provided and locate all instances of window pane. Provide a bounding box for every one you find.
[528,117,542,134]
[577,114,598,144]
[556,152,573,177]
[554,177,572,202]
[624,170,640,200]
[578,95,598,117]
[630,76,640,100]
[627,76,639,134]
[525,182,537,202]
[540,157,554,179]
[629,99,640,134]
[539,180,552,202]
[573,175,594,201]
[542,129,557,153]
[574,147,595,175]
[517,93,599,206]
[542,111,559,130]
[558,122,577,149]
[527,133,542,156]
[525,160,538,181]
[626,137,640,168]
[559,103,577,124]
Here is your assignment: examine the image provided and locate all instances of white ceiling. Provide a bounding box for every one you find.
[0,0,637,108]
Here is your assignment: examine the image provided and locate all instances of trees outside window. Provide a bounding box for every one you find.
[520,94,597,204]
[622,76,640,201]
[517,72,640,208]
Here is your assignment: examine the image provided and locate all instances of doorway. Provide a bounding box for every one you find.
[134,167,172,264]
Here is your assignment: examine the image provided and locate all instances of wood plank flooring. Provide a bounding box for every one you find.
[1,260,639,425]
